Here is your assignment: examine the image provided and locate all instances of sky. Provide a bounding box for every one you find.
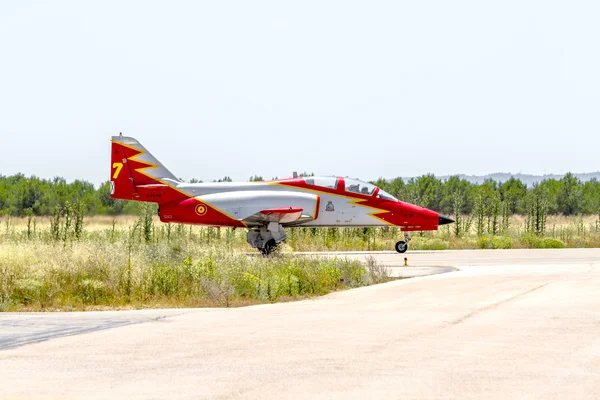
[1,1,599,186]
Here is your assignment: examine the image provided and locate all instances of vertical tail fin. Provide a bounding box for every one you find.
[110,134,181,201]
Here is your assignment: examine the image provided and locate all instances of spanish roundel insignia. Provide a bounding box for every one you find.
[195,203,208,216]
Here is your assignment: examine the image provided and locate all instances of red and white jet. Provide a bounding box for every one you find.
[110,135,454,254]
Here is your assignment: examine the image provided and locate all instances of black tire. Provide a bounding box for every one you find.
[260,239,277,256]
[395,240,408,254]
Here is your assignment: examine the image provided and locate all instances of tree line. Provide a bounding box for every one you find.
[0,172,599,218]
[374,173,600,217]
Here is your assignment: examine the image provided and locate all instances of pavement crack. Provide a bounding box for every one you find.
[451,282,551,325]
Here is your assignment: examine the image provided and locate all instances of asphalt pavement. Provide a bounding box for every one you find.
[1,249,599,399]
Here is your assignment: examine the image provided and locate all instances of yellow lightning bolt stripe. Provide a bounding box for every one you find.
[347,197,396,226]
[112,139,246,227]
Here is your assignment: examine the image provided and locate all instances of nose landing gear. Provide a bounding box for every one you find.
[395,232,411,254]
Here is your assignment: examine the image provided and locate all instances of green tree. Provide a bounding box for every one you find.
[536,179,560,214]
[440,175,474,215]
[500,177,527,214]
[581,178,600,214]
[557,172,582,215]
[413,174,442,210]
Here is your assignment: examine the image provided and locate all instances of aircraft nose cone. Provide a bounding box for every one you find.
[439,214,455,225]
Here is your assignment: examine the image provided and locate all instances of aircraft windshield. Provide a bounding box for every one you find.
[377,189,398,201]
[345,178,376,195]
[303,176,338,189]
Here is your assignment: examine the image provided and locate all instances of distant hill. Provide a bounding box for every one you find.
[432,172,600,186]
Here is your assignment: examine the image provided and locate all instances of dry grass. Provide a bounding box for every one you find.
[0,218,392,311]
[3,214,600,252]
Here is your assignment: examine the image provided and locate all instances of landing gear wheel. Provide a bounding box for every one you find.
[260,239,277,256]
[395,240,408,254]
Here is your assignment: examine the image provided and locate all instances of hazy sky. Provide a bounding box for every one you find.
[1,1,598,186]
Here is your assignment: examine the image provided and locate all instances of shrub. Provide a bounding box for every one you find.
[536,238,566,249]
[477,236,492,249]
[79,279,107,304]
[519,233,540,249]
[491,236,512,249]
[421,238,450,250]
[0,293,11,311]
[12,277,43,305]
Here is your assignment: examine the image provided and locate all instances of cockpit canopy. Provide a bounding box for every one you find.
[344,178,376,195]
[302,176,338,189]
[376,188,397,201]
[302,176,398,201]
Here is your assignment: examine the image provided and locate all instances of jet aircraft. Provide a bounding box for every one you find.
[110,135,454,254]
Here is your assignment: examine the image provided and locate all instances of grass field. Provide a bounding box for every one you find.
[1,214,599,311]
[4,213,600,249]
[0,215,392,311]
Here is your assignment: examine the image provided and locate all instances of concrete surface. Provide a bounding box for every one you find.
[1,249,599,399]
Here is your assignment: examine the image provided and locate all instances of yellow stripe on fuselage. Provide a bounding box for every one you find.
[112,139,246,227]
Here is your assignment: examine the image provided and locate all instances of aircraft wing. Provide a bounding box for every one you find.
[195,191,319,227]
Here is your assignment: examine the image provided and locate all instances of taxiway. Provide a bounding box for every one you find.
[1,249,599,399]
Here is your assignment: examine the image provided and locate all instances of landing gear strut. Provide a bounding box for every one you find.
[247,222,286,255]
[395,232,411,254]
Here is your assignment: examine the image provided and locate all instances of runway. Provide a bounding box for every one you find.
[1,249,600,399]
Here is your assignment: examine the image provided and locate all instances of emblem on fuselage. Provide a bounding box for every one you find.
[325,201,335,212]
[195,203,208,216]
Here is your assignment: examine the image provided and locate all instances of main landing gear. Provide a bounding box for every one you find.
[247,222,286,256]
[395,232,411,254]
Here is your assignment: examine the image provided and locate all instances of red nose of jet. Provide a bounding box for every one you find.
[385,202,450,230]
